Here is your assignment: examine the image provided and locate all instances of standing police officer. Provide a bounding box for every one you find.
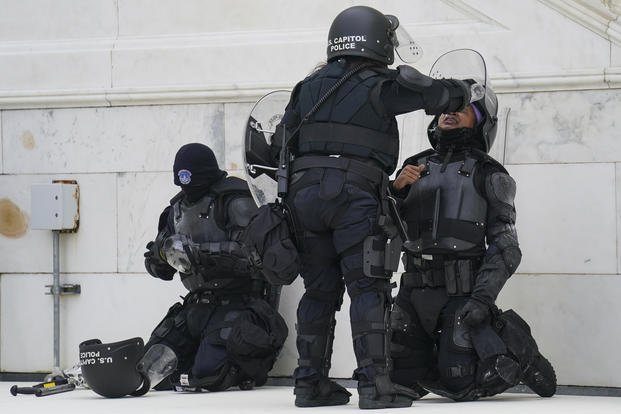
[143,143,287,392]
[272,6,475,409]
[389,86,557,400]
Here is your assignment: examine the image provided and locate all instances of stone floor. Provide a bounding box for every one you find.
[2,383,620,413]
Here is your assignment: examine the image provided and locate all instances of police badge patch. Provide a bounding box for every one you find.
[178,169,192,185]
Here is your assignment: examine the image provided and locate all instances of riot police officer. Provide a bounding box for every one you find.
[271,6,475,409]
[143,143,287,392]
[389,86,557,401]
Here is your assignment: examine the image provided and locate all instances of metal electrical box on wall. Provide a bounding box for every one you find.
[30,180,80,232]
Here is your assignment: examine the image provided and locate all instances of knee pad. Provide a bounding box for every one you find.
[495,310,539,367]
[148,303,197,366]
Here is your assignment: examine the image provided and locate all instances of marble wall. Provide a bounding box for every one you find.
[1,0,620,388]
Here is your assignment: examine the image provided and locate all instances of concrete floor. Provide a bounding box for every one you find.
[2,383,620,413]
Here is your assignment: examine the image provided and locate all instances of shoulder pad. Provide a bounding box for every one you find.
[486,172,517,206]
[471,149,508,174]
[210,176,251,196]
[228,196,259,227]
[169,190,184,206]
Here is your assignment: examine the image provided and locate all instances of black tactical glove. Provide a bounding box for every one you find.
[458,298,490,328]
[144,241,176,280]
[437,78,471,112]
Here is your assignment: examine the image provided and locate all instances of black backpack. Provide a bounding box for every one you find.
[243,201,300,286]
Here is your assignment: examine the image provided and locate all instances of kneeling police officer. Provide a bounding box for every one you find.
[389,84,557,401]
[81,143,287,398]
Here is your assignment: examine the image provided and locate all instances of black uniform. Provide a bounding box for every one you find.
[274,56,471,407]
[390,143,556,400]
[144,144,287,392]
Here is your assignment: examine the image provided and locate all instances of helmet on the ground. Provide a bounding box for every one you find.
[79,337,149,398]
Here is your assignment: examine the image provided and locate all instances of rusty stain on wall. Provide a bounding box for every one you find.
[0,198,28,238]
[21,130,35,150]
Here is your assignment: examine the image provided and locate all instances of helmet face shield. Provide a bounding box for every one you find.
[386,15,423,64]
[427,49,499,152]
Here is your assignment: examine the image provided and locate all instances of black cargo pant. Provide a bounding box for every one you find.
[288,167,392,386]
[145,297,245,386]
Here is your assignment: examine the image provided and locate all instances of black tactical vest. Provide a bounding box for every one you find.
[169,178,256,293]
[295,61,399,173]
[403,153,487,256]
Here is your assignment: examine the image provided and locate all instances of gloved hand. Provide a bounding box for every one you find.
[144,241,176,280]
[438,78,471,112]
[458,298,490,328]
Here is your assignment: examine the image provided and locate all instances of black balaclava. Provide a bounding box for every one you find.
[173,143,227,202]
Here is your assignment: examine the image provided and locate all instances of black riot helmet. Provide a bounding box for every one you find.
[327,6,397,65]
[427,84,499,152]
[79,337,149,398]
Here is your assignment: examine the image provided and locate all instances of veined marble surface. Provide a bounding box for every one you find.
[503,89,621,164]
[1,104,225,174]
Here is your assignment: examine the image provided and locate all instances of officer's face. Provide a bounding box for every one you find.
[437,105,476,130]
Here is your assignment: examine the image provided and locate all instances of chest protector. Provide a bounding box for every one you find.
[403,153,487,255]
[169,185,254,293]
[295,63,400,173]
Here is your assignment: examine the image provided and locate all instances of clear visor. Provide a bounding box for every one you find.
[386,15,422,64]
[162,235,192,274]
[137,344,178,387]
[429,48,495,112]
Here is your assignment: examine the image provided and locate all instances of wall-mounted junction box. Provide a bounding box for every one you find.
[30,180,79,232]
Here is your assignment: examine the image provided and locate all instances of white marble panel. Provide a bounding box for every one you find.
[617,163,621,275]
[502,90,621,164]
[395,111,429,174]
[0,273,186,371]
[0,111,3,173]
[508,163,617,274]
[116,0,463,36]
[270,276,373,379]
[111,41,318,91]
[497,274,621,387]
[0,0,117,41]
[463,0,611,74]
[2,105,225,174]
[117,172,178,273]
[0,50,111,92]
[224,102,255,174]
[612,44,621,67]
[0,174,117,273]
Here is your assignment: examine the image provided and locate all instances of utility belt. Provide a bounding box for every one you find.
[184,289,254,306]
[401,255,482,296]
[181,272,260,295]
[291,155,387,194]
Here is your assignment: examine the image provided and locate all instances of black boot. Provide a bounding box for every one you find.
[357,375,420,409]
[522,354,556,397]
[294,377,352,407]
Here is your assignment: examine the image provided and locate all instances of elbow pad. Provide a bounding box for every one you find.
[228,197,259,228]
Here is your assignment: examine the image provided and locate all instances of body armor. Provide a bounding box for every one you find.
[295,62,400,173]
[403,152,487,256]
[163,179,255,293]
